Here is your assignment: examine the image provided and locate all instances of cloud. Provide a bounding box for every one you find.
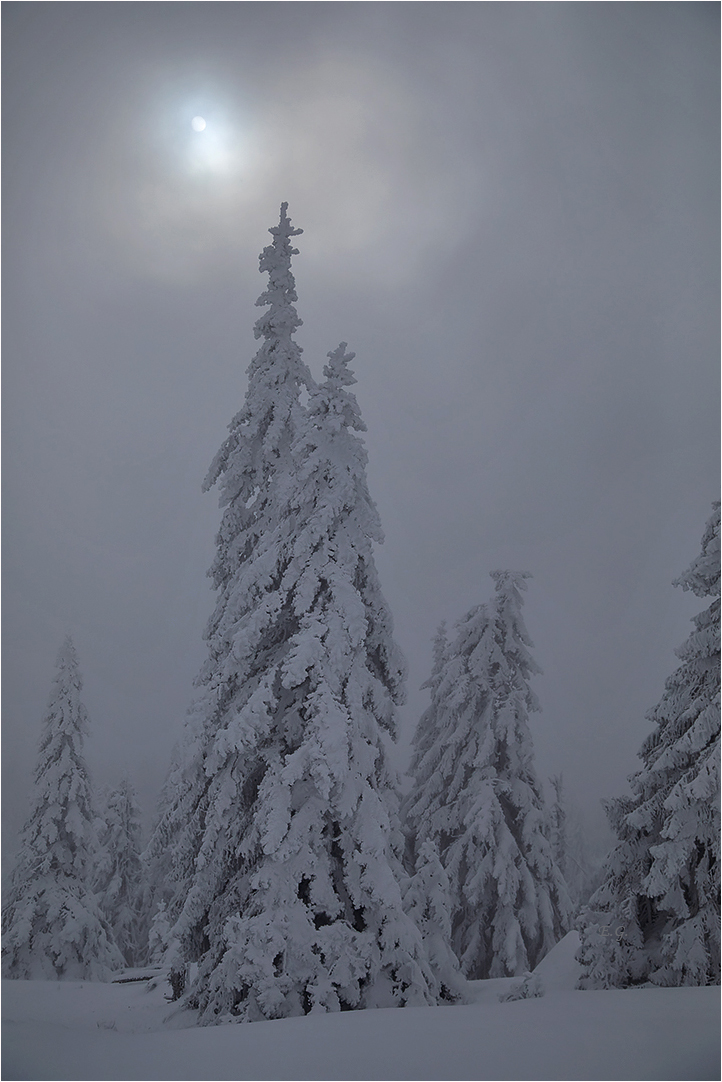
[51,49,482,289]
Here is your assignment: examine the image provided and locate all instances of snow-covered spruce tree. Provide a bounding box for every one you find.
[405,623,449,803]
[2,638,123,980]
[398,621,466,998]
[548,774,568,881]
[402,839,466,1002]
[405,572,572,980]
[547,776,597,910]
[142,742,182,944]
[563,804,601,909]
[95,779,145,967]
[150,203,315,999]
[148,900,172,965]
[157,213,437,1021]
[578,504,720,989]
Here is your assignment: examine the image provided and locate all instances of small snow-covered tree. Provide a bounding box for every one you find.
[142,742,182,945]
[548,774,568,880]
[95,779,145,967]
[155,212,437,1022]
[406,623,449,798]
[578,504,720,989]
[405,572,572,980]
[148,901,172,965]
[399,624,466,998]
[564,805,602,909]
[402,839,466,1002]
[2,638,122,980]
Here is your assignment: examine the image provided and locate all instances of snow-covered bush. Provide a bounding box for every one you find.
[498,971,545,1001]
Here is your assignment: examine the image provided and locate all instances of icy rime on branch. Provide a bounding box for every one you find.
[153,205,439,1022]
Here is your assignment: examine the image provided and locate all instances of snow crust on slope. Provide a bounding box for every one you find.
[3,965,719,1082]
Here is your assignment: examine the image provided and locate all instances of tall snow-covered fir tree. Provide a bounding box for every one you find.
[155,210,437,1022]
[404,572,572,980]
[578,503,720,989]
[95,779,145,967]
[2,638,123,980]
[150,204,315,1002]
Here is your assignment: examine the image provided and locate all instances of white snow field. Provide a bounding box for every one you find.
[2,934,719,1081]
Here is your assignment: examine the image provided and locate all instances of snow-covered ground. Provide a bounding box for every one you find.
[3,934,719,1081]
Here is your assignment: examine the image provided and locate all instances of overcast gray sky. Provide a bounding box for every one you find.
[3,2,719,860]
